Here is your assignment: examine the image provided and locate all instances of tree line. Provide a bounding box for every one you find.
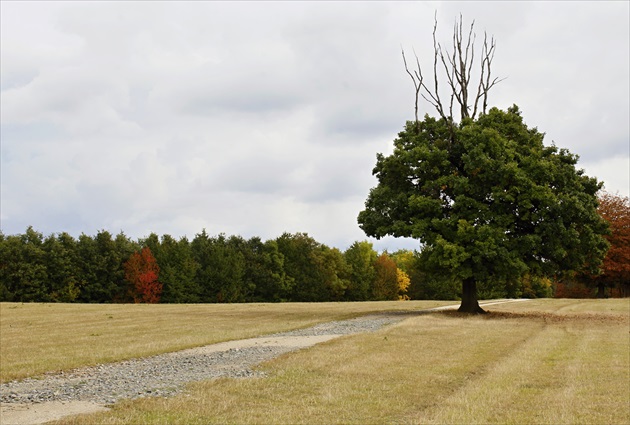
[0,228,554,304]
[0,229,409,303]
[2,188,627,305]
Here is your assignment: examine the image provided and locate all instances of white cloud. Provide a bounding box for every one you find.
[581,154,630,198]
[1,1,628,251]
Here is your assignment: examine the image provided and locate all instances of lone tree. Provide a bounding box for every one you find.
[358,15,609,313]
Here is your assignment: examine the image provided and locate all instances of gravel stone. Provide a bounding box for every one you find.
[0,313,408,406]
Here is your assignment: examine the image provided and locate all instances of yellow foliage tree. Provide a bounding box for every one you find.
[396,268,411,300]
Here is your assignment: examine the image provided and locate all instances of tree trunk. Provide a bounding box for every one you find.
[458,277,486,314]
[596,283,607,299]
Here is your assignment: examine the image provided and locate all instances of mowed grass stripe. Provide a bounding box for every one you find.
[413,318,629,424]
[420,324,580,424]
[0,301,450,382]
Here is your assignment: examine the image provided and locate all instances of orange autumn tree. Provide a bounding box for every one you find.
[372,253,399,300]
[372,253,411,300]
[124,247,163,303]
[594,191,630,297]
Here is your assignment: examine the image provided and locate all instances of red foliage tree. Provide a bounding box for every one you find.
[124,247,163,303]
[594,192,630,297]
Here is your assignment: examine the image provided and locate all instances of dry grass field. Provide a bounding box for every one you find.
[2,299,629,424]
[0,300,449,383]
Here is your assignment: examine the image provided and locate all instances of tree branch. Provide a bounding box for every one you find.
[401,13,504,125]
[401,46,422,129]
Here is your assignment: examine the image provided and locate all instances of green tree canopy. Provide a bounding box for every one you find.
[344,241,377,301]
[358,106,609,312]
[0,227,48,302]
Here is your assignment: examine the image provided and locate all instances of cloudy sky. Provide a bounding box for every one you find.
[1,1,628,252]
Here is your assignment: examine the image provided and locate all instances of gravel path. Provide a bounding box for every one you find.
[0,313,407,407]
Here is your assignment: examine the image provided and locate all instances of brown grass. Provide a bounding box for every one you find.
[53,299,630,425]
[0,300,450,382]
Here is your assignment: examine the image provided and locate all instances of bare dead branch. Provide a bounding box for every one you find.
[401,46,422,128]
[438,41,459,119]
[402,12,504,125]
[471,33,507,118]
[438,15,479,120]
[426,13,447,121]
